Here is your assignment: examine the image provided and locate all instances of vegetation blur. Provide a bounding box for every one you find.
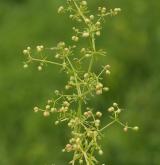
[0,0,159,164]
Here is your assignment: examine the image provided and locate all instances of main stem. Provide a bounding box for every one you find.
[88,33,96,72]
[72,0,96,72]
[65,56,82,117]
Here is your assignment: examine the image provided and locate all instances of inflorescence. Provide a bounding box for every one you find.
[23,1,138,164]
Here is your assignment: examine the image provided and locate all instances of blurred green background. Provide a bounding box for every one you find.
[0,0,160,164]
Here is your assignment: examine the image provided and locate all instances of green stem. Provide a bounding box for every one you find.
[88,33,96,72]
[29,56,62,66]
[65,56,82,116]
[72,0,96,72]
[78,100,82,116]
[66,56,81,96]
[79,146,90,165]
[72,0,90,27]
[100,120,116,132]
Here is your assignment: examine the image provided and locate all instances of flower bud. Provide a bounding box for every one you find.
[65,85,70,90]
[96,83,103,90]
[106,70,111,75]
[27,46,31,50]
[85,54,91,57]
[103,87,109,92]
[51,108,56,112]
[38,66,42,71]
[85,18,90,23]
[82,32,90,38]
[79,159,83,164]
[54,90,60,95]
[62,149,65,152]
[64,47,69,52]
[114,8,121,12]
[116,108,121,114]
[113,102,118,107]
[63,101,70,107]
[81,1,87,6]
[55,121,59,125]
[108,106,114,112]
[95,119,100,127]
[45,105,50,110]
[43,111,50,117]
[105,65,111,69]
[98,150,103,155]
[58,6,64,14]
[65,144,72,152]
[96,111,102,117]
[123,127,128,132]
[90,15,94,20]
[23,64,28,68]
[102,7,106,13]
[36,45,44,52]
[81,48,86,53]
[23,49,28,54]
[96,21,101,26]
[133,126,139,131]
[72,36,79,42]
[96,89,102,95]
[96,31,101,36]
[33,107,39,112]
